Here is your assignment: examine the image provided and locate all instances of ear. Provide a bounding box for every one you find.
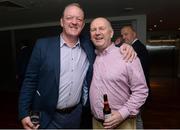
[111,30,114,38]
[60,18,63,27]
[133,32,137,38]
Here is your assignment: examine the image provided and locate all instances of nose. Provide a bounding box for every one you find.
[95,29,101,35]
[72,17,78,25]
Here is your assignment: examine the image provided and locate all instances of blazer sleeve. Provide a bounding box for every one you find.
[18,39,43,120]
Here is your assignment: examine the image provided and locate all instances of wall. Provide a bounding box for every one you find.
[0,14,147,91]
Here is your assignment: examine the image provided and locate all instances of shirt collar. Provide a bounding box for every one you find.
[95,43,115,56]
[131,38,138,45]
[60,34,80,48]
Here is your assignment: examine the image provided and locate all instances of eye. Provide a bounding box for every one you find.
[65,16,73,20]
[77,18,83,22]
[90,28,96,32]
[99,27,106,31]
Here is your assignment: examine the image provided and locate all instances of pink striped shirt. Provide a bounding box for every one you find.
[89,44,148,120]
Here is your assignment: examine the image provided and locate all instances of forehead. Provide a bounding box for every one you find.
[91,18,108,27]
[64,5,84,17]
[121,27,132,33]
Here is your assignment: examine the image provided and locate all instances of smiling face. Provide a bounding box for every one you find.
[60,4,85,39]
[90,17,114,51]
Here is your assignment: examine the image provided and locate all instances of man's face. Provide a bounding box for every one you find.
[60,5,85,38]
[90,18,113,51]
[121,27,136,44]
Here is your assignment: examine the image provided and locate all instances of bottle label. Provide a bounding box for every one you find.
[104,113,111,120]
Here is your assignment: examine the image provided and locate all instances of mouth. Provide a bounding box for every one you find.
[69,25,79,30]
[94,36,103,42]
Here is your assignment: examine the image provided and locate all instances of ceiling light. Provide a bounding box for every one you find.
[149,28,153,31]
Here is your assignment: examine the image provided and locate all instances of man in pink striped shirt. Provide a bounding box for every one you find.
[89,17,148,129]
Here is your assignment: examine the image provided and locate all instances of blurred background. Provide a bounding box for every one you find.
[0,0,180,128]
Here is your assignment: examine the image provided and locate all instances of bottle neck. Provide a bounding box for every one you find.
[104,101,109,106]
[103,94,108,102]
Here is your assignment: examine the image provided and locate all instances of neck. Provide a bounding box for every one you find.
[97,42,112,52]
[61,33,78,47]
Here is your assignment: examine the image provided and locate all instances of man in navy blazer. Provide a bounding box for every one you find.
[18,3,136,129]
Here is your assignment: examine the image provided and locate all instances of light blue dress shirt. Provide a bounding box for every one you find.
[56,35,89,109]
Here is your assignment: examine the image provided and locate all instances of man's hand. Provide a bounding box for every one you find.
[21,116,39,130]
[120,43,137,62]
[103,111,124,129]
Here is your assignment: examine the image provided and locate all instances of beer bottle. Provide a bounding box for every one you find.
[103,94,111,119]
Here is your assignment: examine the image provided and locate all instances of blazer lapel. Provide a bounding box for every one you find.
[80,36,94,65]
[51,36,60,86]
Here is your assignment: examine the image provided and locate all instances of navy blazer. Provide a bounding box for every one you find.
[18,35,96,128]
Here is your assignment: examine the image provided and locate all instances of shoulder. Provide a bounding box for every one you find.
[134,40,146,48]
[109,46,124,62]
[35,36,59,48]
[36,36,59,44]
[113,46,123,56]
[133,40,148,53]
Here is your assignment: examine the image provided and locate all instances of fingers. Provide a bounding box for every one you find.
[23,122,34,130]
[103,111,124,129]
[23,122,39,130]
[123,46,137,62]
[120,43,131,62]
[103,118,115,129]
[120,43,137,62]
[124,48,132,62]
[22,116,37,130]
[128,50,137,63]
[34,124,40,130]
[104,120,120,129]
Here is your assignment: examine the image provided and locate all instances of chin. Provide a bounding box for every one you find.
[68,30,80,36]
[70,33,80,37]
[96,44,104,49]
